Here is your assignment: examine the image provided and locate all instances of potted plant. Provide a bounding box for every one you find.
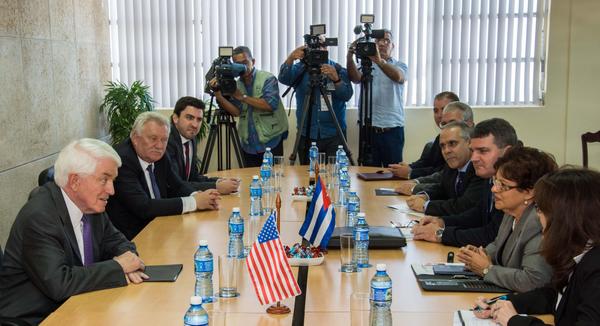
[100,80,154,146]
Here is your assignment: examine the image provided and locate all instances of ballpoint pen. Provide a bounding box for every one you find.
[472,294,509,311]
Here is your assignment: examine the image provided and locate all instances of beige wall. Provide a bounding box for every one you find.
[0,0,110,246]
[2,0,599,247]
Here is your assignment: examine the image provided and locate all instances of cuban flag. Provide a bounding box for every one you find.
[299,176,336,248]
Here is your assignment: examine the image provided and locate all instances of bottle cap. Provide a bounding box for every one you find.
[253,175,259,180]
[357,212,366,217]
[232,207,240,213]
[263,159,268,163]
[266,147,271,151]
[311,141,317,145]
[199,240,208,246]
[190,296,202,305]
[376,264,386,271]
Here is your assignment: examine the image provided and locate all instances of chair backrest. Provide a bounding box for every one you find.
[581,131,600,168]
[38,166,55,186]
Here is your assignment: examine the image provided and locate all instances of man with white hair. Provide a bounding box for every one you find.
[107,111,221,240]
[0,138,146,325]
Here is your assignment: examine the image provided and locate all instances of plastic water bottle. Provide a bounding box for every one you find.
[194,240,213,303]
[335,145,345,164]
[309,142,319,178]
[370,264,392,326]
[184,296,209,326]
[228,207,245,258]
[338,152,349,173]
[354,212,369,268]
[260,159,273,215]
[247,175,263,254]
[346,191,360,227]
[339,166,351,205]
[263,147,273,167]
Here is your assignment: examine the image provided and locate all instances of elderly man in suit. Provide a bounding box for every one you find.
[107,111,220,240]
[0,139,146,325]
[167,96,239,194]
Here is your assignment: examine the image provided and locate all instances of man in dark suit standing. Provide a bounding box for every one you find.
[107,112,221,240]
[388,91,460,179]
[167,96,239,194]
[412,118,519,247]
[0,139,146,325]
[404,121,487,216]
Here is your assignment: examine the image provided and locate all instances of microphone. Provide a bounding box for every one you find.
[353,25,362,35]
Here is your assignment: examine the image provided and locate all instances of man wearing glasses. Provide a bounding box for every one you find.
[347,29,408,167]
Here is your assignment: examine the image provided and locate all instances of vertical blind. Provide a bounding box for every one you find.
[108,0,549,108]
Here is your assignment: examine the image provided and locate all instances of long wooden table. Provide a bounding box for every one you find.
[42,166,553,325]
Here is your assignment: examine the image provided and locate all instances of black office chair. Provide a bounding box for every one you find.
[38,166,55,186]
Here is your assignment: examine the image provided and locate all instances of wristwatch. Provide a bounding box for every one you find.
[242,94,248,101]
[435,227,445,242]
[483,264,493,276]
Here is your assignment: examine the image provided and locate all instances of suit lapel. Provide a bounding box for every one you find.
[48,183,84,265]
[169,126,187,175]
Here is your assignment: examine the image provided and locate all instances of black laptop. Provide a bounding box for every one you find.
[328,226,407,249]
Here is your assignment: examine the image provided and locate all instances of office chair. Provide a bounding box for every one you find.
[37,166,54,186]
[582,130,600,168]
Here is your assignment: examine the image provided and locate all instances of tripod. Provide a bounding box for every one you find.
[357,57,375,166]
[199,96,245,173]
[287,68,355,166]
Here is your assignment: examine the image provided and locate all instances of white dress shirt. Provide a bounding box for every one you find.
[61,188,86,261]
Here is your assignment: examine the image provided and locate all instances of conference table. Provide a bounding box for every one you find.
[42,165,553,325]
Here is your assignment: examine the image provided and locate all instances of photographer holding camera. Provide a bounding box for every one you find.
[279,35,353,164]
[211,46,289,167]
[347,29,408,167]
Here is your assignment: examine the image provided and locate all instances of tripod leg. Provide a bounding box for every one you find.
[289,88,314,165]
[200,123,218,174]
[319,86,356,166]
[228,118,246,168]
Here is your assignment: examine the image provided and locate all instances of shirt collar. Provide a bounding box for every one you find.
[137,156,152,171]
[60,188,84,226]
[573,241,593,264]
[458,160,471,173]
[179,134,190,146]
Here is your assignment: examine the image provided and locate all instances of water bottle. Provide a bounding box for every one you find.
[354,212,370,268]
[346,191,360,227]
[228,207,245,258]
[339,166,351,205]
[247,175,263,254]
[309,142,319,178]
[194,240,213,303]
[338,152,349,173]
[184,296,209,326]
[263,147,273,167]
[370,264,392,326]
[335,145,345,164]
[260,159,273,215]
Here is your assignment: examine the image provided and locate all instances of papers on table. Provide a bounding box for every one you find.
[411,263,435,276]
[387,202,426,218]
[453,310,496,326]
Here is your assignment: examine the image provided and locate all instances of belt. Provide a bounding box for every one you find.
[372,126,395,134]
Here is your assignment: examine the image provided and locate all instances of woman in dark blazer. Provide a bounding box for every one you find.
[474,168,600,326]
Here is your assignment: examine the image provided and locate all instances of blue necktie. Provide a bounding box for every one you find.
[82,214,94,266]
[455,171,466,195]
[147,164,161,199]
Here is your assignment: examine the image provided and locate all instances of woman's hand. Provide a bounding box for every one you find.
[457,245,491,275]
[491,300,518,326]
[472,296,493,319]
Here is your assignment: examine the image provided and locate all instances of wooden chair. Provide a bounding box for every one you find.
[582,131,600,168]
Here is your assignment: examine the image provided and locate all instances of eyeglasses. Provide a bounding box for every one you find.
[491,177,519,192]
[376,38,392,45]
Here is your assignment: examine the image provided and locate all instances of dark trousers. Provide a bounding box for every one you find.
[242,139,284,168]
[367,126,404,167]
[297,134,345,165]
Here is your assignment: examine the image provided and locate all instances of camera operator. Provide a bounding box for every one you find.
[347,29,408,167]
[211,46,289,167]
[279,35,353,164]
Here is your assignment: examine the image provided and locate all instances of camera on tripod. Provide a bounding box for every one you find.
[303,24,338,67]
[204,46,247,96]
[353,14,386,59]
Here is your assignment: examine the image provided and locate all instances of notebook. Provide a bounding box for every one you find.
[454,310,497,326]
[328,226,407,249]
[357,172,402,181]
[375,188,401,196]
[144,264,183,282]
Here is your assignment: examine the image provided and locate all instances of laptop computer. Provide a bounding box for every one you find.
[328,226,407,249]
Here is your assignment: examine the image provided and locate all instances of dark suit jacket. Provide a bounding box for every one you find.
[107,139,195,240]
[166,125,218,191]
[419,162,487,216]
[409,135,445,178]
[0,183,134,325]
[441,180,504,247]
[506,246,600,326]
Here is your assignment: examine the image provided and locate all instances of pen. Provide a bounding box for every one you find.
[457,310,465,326]
[472,295,509,311]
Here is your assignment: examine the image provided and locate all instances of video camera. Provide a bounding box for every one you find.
[353,15,386,59]
[204,47,247,96]
[303,24,338,67]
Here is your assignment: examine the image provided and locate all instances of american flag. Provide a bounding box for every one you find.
[299,176,336,249]
[246,211,301,305]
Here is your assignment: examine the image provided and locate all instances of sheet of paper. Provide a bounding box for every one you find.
[453,310,497,326]
[387,203,425,218]
[411,263,434,276]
